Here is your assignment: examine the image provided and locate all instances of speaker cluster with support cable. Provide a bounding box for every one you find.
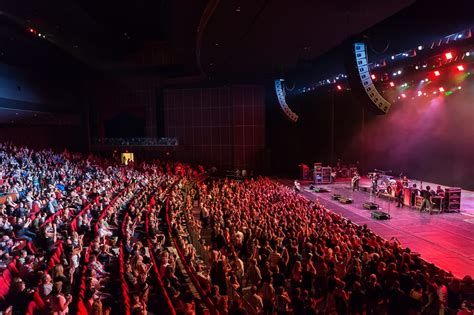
[274,79,299,123]
[353,42,392,114]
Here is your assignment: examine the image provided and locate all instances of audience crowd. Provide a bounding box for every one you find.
[0,142,473,315]
[176,177,473,315]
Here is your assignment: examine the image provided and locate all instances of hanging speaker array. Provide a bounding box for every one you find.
[354,42,392,114]
[274,79,299,122]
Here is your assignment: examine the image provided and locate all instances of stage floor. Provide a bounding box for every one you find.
[277,179,474,278]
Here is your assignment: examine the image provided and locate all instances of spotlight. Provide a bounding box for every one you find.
[458,86,462,90]
[391,56,395,60]
[401,94,406,98]
[336,85,342,91]
[434,70,441,76]
[389,82,395,87]
[418,91,422,96]
[466,52,471,56]
[439,87,445,92]
[38,33,42,37]
[445,52,453,60]
[398,70,402,75]
[458,34,463,39]
[425,78,429,82]
[457,65,465,71]
[29,28,34,33]
[371,74,376,80]
[418,45,423,50]
[415,66,419,70]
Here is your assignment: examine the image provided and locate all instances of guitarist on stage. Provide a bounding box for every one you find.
[352,172,360,191]
[395,179,404,207]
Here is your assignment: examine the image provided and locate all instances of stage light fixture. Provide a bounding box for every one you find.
[397,70,402,75]
[439,87,445,92]
[418,91,423,96]
[434,70,441,76]
[457,65,465,71]
[391,56,395,60]
[418,45,423,50]
[38,33,42,37]
[401,94,406,98]
[466,52,471,56]
[458,86,462,90]
[389,82,395,87]
[371,74,376,80]
[415,66,419,70]
[337,85,342,90]
[29,28,34,33]
[445,52,453,60]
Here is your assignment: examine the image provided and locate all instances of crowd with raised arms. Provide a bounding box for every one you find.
[1,141,473,315]
[178,177,474,315]
[0,143,199,314]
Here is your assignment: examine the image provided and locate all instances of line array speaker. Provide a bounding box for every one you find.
[274,79,298,123]
[354,42,391,114]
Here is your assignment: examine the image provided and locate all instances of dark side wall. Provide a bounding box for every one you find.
[267,83,474,190]
[0,63,85,151]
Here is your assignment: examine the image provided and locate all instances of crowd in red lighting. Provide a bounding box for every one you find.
[0,142,473,315]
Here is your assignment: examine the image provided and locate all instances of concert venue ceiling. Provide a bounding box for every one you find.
[0,0,416,79]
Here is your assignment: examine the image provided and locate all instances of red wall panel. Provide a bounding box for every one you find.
[164,85,264,169]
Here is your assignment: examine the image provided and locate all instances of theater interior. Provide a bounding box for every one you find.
[0,1,473,314]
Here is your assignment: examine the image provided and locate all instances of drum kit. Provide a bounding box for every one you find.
[368,169,396,195]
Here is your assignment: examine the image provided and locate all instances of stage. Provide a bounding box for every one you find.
[277,178,474,278]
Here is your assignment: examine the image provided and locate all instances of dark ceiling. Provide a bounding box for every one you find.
[200,0,414,78]
[0,0,416,79]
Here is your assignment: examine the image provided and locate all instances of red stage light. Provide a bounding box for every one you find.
[434,70,441,76]
[336,85,342,90]
[389,82,395,87]
[457,65,465,71]
[439,87,445,92]
[445,52,453,60]
[371,74,376,80]
[29,28,34,33]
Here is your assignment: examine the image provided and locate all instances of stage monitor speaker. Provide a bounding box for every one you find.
[371,210,391,220]
[314,187,329,193]
[339,196,353,204]
[363,202,379,210]
[345,39,392,115]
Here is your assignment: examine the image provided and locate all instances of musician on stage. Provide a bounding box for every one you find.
[411,183,419,207]
[395,179,404,207]
[352,172,360,191]
[402,176,409,187]
[419,185,433,213]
